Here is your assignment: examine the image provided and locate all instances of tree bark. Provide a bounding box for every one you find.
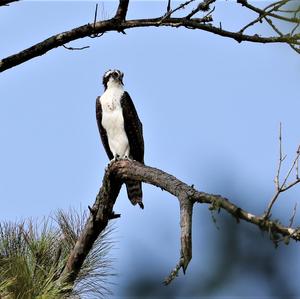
[1,0,299,72]
[58,159,300,287]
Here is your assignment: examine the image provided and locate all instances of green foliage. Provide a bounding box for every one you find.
[0,210,114,299]
[56,209,115,298]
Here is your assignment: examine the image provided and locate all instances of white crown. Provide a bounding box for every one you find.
[104,69,123,78]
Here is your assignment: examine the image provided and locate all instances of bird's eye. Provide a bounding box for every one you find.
[113,71,119,77]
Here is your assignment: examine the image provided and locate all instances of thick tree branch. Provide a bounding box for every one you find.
[58,159,300,288]
[1,7,300,72]
[58,166,122,287]
[0,0,18,7]
[114,0,129,20]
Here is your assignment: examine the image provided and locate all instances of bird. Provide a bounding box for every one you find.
[96,69,144,209]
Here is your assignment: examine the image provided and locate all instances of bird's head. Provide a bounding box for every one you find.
[102,69,124,90]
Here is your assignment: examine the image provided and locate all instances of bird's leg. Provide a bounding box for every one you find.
[108,154,120,165]
[113,154,120,161]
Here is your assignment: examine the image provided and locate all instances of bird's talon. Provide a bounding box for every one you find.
[109,155,120,164]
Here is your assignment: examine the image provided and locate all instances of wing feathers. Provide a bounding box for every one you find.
[121,91,144,163]
[120,92,144,208]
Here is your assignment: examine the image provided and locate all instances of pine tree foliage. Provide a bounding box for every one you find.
[0,209,115,299]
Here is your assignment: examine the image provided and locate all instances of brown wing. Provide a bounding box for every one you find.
[96,96,113,160]
[120,91,144,163]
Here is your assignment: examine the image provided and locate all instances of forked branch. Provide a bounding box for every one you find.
[264,124,300,219]
[58,159,300,288]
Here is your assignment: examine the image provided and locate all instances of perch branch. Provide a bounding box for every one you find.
[59,159,300,287]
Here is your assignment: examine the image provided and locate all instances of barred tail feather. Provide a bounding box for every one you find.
[125,181,144,209]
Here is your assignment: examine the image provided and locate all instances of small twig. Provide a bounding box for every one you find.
[164,260,182,285]
[88,205,95,215]
[264,15,300,53]
[203,6,215,19]
[90,3,104,38]
[163,0,195,20]
[62,44,90,51]
[167,0,171,13]
[274,122,286,190]
[187,6,215,23]
[265,140,300,219]
[94,3,98,27]
[288,43,300,54]
[109,212,121,219]
[238,0,300,24]
[296,146,300,180]
[239,13,266,34]
[263,0,286,11]
[239,0,290,33]
[186,0,216,19]
[280,148,300,192]
[289,203,297,228]
[278,8,300,13]
[264,16,283,36]
[291,21,300,36]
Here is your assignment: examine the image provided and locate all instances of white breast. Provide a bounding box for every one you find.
[100,85,130,158]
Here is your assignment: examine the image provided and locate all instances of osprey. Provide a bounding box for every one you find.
[96,69,144,209]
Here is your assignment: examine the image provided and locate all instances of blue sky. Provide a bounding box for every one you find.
[1,1,300,297]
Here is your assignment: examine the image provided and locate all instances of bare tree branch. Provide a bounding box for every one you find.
[264,15,300,54]
[1,16,299,73]
[90,3,102,39]
[163,0,196,19]
[274,123,285,190]
[1,0,300,73]
[238,0,300,23]
[186,0,216,19]
[58,166,122,287]
[58,159,300,288]
[239,0,289,33]
[264,124,300,219]
[62,44,90,51]
[114,0,129,20]
[289,203,298,228]
[0,0,19,7]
